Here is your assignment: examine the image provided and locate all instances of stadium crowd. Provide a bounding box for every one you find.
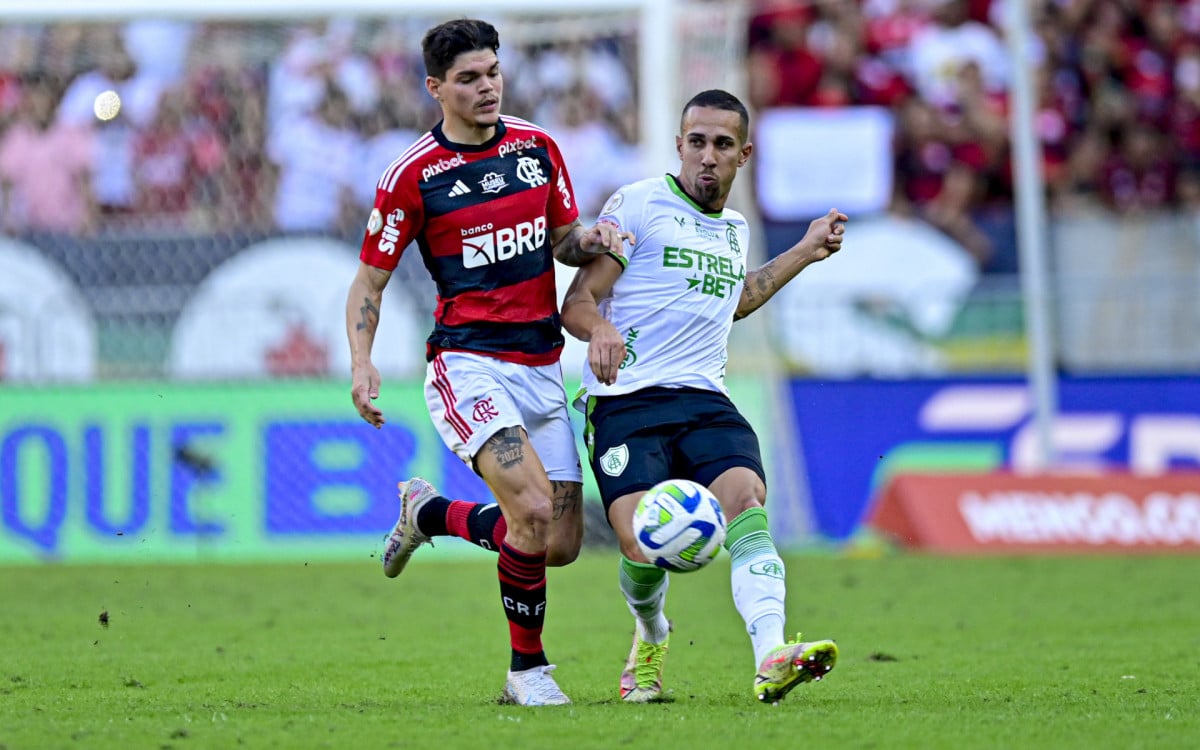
[2,1,1199,276]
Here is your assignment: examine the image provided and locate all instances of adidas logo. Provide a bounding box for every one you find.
[448,179,472,197]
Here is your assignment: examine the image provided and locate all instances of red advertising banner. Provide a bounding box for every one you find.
[869,473,1200,554]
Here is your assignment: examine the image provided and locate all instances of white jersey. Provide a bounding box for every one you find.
[577,175,750,404]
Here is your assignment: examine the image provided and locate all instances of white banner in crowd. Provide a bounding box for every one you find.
[754,106,894,222]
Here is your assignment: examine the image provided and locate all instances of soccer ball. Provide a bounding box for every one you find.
[632,479,727,572]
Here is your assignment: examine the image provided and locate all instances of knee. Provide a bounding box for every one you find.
[546,539,581,567]
[507,497,556,531]
[546,512,584,567]
[725,483,766,521]
[618,536,646,563]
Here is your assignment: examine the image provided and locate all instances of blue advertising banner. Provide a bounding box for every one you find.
[789,376,1200,540]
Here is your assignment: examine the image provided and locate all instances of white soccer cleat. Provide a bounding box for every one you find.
[381,478,437,578]
[501,665,572,706]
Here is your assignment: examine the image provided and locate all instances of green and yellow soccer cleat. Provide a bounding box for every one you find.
[754,634,837,704]
[619,629,670,703]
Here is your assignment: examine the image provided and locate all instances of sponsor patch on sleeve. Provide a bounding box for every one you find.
[366,208,384,236]
[600,191,624,216]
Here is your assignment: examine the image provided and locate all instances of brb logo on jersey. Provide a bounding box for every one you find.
[461,216,547,269]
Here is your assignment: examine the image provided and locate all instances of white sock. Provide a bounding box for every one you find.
[748,614,786,666]
[728,527,788,668]
[619,558,671,644]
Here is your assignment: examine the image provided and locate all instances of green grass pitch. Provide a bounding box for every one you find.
[1,551,1195,749]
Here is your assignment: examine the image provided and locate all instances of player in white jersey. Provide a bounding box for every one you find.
[561,90,848,705]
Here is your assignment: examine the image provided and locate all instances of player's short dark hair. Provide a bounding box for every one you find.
[422,18,501,80]
[681,89,750,142]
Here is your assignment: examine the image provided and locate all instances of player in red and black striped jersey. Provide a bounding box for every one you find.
[344,18,632,707]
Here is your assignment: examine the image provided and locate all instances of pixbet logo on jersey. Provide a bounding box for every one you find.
[421,153,466,182]
[376,209,405,255]
[498,136,538,157]
[460,216,547,269]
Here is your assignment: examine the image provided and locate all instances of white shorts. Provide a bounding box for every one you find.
[424,351,583,483]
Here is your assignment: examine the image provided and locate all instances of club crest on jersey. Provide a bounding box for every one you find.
[516,156,547,187]
[599,444,629,477]
[480,172,507,194]
[601,191,624,216]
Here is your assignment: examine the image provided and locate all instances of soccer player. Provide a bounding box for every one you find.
[560,89,846,704]
[345,18,631,707]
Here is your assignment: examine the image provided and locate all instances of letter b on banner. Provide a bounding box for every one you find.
[264,421,417,534]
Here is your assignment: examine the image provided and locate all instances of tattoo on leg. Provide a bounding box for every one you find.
[550,481,581,520]
[486,426,525,469]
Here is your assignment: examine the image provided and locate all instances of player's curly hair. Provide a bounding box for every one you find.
[422,18,501,80]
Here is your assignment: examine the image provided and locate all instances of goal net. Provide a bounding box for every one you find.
[0,0,816,563]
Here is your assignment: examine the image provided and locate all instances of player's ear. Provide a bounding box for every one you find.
[738,141,753,167]
[676,134,684,158]
[425,76,441,101]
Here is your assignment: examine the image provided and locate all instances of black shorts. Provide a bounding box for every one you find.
[583,386,765,511]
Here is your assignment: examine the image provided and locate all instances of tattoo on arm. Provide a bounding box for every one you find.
[356,296,380,332]
[554,222,592,266]
[485,426,525,470]
[743,261,779,308]
[550,481,581,520]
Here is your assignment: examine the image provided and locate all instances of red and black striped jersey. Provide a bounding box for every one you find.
[360,116,579,365]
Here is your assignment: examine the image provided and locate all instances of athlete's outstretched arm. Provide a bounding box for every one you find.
[735,208,847,320]
[551,219,635,267]
[345,262,392,428]
[562,255,627,386]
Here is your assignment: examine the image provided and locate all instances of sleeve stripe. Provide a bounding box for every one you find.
[500,115,552,139]
[378,133,437,192]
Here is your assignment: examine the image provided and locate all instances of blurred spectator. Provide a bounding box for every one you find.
[1169,39,1200,172]
[57,28,162,220]
[547,86,640,218]
[353,95,419,210]
[892,95,995,266]
[267,82,359,234]
[267,21,379,134]
[0,74,96,234]
[907,0,1008,109]
[1098,122,1176,212]
[122,19,194,89]
[0,26,39,126]
[747,3,823,108]
[132,87,225,225]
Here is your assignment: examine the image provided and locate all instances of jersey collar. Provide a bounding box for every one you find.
[666,174,724,218]
[432,119,508,153]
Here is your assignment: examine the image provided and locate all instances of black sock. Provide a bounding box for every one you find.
[498,541,549,672]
